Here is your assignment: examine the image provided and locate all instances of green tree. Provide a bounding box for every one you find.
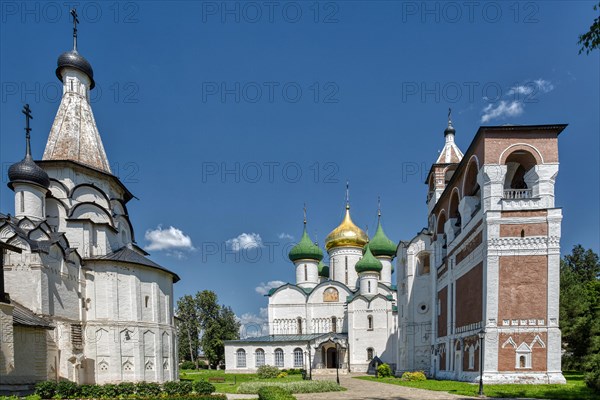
[578,2,600,54]
[196,290,241,368]
[560,245,600,391]
[176,294,201,363]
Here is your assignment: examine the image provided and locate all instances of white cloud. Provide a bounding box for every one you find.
[255,280,286,295]
[507,79,554,96]
[534,79,554,93]
[238,308,269,338]
[278,233,294,240]
[507,85,534,96]
[226,233,263,252]
[481,100,524,123]
[144,225,194,252]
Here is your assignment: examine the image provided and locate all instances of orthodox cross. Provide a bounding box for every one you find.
[71,9,79,51]
[448,107,452,124]
[377,196,381,221]
[345,181,350,208]
[22,104,33,156]
[303,203,307,225]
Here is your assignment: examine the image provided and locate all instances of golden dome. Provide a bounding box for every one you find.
[325,205,369,251]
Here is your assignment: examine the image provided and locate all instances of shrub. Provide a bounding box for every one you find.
[237,380,343,394]
[585,369,600,392]
[100,384,119,398]
[257,387,297,400]
[193,381,215,395]
[276,372,288,379]
[180,360,197,370]
[377,363,393,378]
[25,395,42,400]
[401,371,427,381]
[257,365,280,379]
[163,381,193,396]
[134,382,162,397]
[116,382,136,396]
[78,385,102,399]
[55,381,79,399]
[35,381,57,399]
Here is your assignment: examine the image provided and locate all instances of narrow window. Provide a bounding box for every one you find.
[368,315,373,330]
[368,281,371,293]
[520,229,525,238]
[345,257,348,284]
[145,296,150,308]
[297,317,302,334]
[519,355,526,368]
[20,192,25,213]
[304,264,308,281]
[367,348,374,361]
[331,317,337,333]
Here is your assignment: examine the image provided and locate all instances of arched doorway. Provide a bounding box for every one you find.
[326,347,338,369]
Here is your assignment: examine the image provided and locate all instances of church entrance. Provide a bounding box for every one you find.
[326,347,338,368]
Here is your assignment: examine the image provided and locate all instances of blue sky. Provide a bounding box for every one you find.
[1,1,598,330]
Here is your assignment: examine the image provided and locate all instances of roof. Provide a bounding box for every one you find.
[11,301,54,329]
[227,333,347,344]
[86,246,180,282]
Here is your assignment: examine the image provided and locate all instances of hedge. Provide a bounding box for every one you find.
[257,387,297,400]
[34,380,217,399]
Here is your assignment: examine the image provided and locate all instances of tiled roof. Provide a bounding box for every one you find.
[86,246,180,282]
[11,301,53,329]
[227,333,347,344]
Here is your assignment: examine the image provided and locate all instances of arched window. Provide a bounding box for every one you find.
[367,315,373,330]
[515,343,532,369]
[297,317,302,334]
[274,348,284,367]
[417,253,431,275]
[293,348,304,367]
[468,345,475,370]
[368,280,371,293]
[504,150,538,198]
[331,317,337,333]
[304,264,307,281]
[449,190,461,232]
[367,348,374,361]
[236,349,246,368]
[255,348,265,367]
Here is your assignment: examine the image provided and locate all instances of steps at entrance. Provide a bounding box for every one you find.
[312,368,348,375]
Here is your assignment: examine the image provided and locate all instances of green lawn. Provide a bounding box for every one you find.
[356,371,599,399]
[179,369,302,394]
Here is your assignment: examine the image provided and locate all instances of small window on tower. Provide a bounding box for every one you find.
[20,192,25,213]
[145,296,150,308]
[367,315,373,330]
[521,229,525,238]
[331,316,337,333]
[304,264,308,281]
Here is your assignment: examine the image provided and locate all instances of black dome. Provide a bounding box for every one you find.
[444,124,456,136]
[8,155,50,190]
[56,50,95,89]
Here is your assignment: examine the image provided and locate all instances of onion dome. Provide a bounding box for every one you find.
[318,260,329,278]
[369,221,397,258]
[444,108,455,136]
[289,227,324,262]
[355,244,383,274]
[56,50,95,89]
[325,204,369,251]
[8,105,50,190]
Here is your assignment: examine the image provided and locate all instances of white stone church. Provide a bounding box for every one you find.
[225,203,399,373]
[0,20,179,389]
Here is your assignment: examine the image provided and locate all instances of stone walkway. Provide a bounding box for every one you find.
[225,374,479,400]
[294,375,478,400]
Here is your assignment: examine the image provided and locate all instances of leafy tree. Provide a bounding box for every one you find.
[560,245,600,391]
[176,294,201,363]
[196,290,241,368]
[578,2,600,54]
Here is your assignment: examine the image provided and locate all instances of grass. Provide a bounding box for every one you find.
[179,369,302,394]
[356,371,599,399]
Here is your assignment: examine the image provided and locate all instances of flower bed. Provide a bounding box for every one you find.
[237,380,343,394]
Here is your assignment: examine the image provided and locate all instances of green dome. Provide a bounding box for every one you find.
[368,221,397,258]
[318,260,329,278]
[289,227,324,262]
[355,244,383,273]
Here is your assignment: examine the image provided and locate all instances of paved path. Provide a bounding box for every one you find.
[294,375,478,400]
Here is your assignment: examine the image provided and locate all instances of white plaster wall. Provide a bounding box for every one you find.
[328,247,362,289]
[13,184,47,222]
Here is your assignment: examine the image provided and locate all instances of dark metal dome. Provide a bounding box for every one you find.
[444,123,456,136]
[8,155,50,190]
[56,50,95,89]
